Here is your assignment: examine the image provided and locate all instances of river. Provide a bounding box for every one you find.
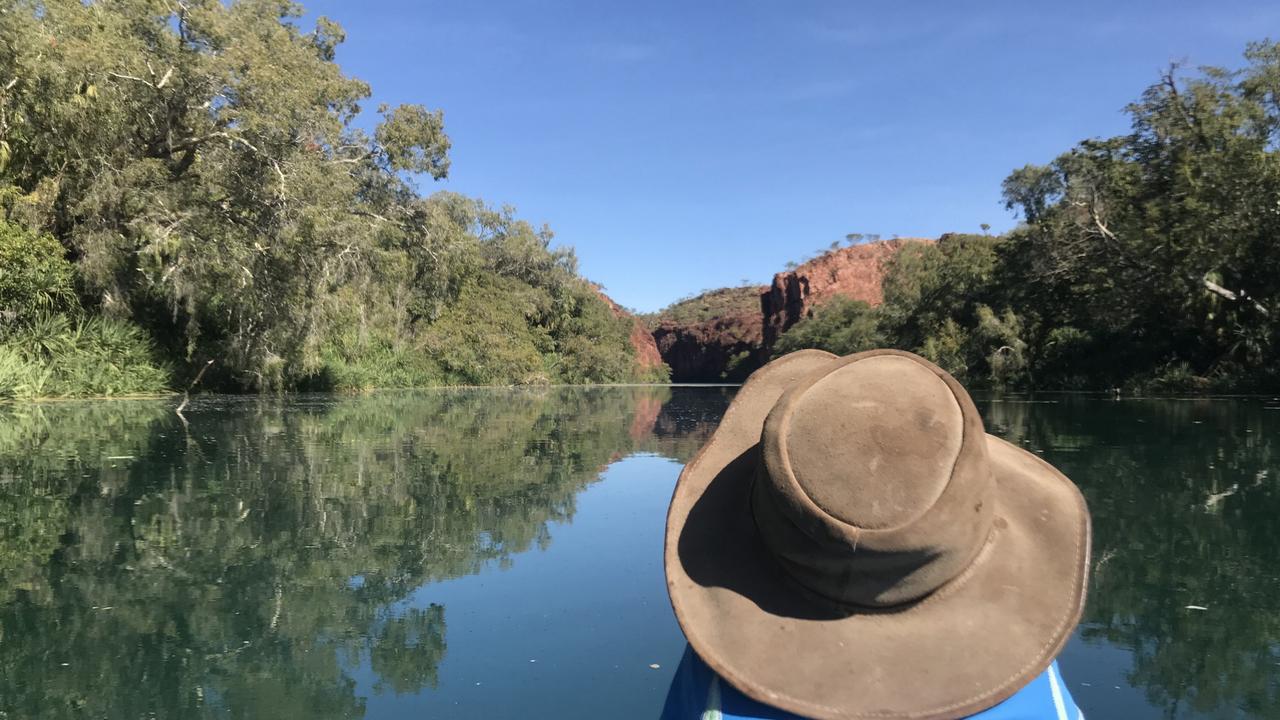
[0,388,1275,718]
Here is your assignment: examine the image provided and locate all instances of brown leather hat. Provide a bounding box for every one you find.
[665,349,1091,720]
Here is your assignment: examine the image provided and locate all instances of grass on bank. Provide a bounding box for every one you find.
[0,314,172,399]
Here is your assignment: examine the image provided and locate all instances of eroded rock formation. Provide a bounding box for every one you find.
[651,312,764,383]
[648,238,935,382]
[761,238,931,347]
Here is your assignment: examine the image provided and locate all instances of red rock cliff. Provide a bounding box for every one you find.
[651,312,764,383]
[761,238,932,348]
[592,285,668,379]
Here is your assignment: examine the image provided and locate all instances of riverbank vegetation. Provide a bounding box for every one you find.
[0,0,658,397]
[776,41,1280,392]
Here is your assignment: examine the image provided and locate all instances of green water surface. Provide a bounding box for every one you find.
[0,388,1276,718]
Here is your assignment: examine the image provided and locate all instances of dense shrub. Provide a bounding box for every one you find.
[772,297,882,357]
[0,314,170,398]
[0,221,75,323]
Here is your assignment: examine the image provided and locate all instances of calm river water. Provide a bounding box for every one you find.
[0,388,1276,719]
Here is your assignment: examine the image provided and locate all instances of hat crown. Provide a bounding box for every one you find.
[755,351,995,608]
[781,355,964,529]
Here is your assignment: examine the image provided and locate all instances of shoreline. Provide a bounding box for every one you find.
[3,384,1279,404]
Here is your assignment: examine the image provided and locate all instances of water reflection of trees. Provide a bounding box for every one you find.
[981,397,1280,718]
[7,391,1272,718]
[0,387,713,719]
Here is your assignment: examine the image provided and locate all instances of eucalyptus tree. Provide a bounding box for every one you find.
[0,0,450,389]
[1000,41,1280,385]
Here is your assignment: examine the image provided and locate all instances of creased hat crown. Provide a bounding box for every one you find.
[752,351,995,607]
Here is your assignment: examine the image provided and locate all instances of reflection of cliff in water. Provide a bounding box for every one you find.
[642,386,735,461]
[0,387,717,720]
[979,396,1280,719]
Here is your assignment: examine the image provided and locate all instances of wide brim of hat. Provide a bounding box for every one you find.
[664,350,1091,720]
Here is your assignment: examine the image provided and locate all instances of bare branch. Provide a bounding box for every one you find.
[1091,195,1269,316]
[107,71,154,88]
[175,359,214,428]
[1203,278,1270,316]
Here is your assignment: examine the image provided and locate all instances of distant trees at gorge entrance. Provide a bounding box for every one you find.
[0,0,663,396]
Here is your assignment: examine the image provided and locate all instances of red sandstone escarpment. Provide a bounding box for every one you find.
[761,238,932,348]
[646,286,767,383]
[592,285,668,379]
[628,319,664,375]
[647,238,933,382]
[651,312,764,383]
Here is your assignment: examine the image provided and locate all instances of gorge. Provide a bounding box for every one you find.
[648,238,932,382]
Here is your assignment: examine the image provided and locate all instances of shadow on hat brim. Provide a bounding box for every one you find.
[664,350,1091,720]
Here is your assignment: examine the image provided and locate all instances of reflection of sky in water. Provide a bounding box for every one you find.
[1064,632,1181,719]
[0,389,1276,719]
[356,455,688,719]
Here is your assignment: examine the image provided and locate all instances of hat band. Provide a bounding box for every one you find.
[749,463,991,609]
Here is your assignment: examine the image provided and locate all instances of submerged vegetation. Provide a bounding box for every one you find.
[777,42,1280,392]
[0,0,656,396]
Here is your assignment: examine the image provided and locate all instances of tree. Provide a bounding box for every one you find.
[0,0,453,389]
[1000,164,1063,223]
[773,297,883,357]
[0,1,660,392]
[999,42,1280,387]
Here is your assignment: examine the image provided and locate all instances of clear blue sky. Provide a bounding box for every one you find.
[301,0,1276,312]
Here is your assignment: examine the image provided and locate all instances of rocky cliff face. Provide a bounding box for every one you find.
[647,238,933,382]
[628,319,665,376]
[651,312,764,383]
[592,285,668,379]
[761,238,931,348]
[645,287,767,383]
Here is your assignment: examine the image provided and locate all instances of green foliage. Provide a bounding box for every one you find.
[375,104,451,177]
[993,42,1280,389]
[0,345,48,399]
[0,221,75,321]
[878,234,1002,353]
[1136,361,1210,394]
[772,297,882,356]
[974,306,1029,387]
[918,319,970,379]
[0,3,657,392]
[0,314,171,398]
[1036,326,1096,389]
[550,293,638,384]
[417,276,554,386]
[772,42,1280,392]
[646,285,765,327]
[1000,164,1063,223]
